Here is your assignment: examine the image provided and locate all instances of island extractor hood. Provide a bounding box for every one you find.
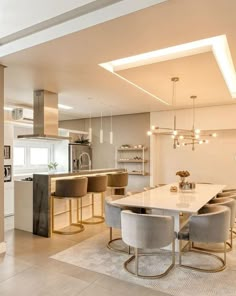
[17,90,71,141]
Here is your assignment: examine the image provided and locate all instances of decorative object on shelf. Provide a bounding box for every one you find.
[100,112,103,144]
[116,145,148,176]
[48,162,58,172]
[4,145,11,159]
[147,77,217,150]
[120,144,131,149]
[74,135,90,145]
[4,165,11,182]
[170,186,178,192]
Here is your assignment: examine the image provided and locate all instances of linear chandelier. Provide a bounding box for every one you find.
[147,77,217,150]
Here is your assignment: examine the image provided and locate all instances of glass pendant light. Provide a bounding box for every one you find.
[110,110,113,144]
[100,112,103,143]
[88,112,92,142]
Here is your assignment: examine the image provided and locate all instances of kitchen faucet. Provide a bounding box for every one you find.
[78,152,91,170]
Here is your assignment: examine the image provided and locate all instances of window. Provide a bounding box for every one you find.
[30,148,49,165]
[13,147,25,166]
[13,140,54,173]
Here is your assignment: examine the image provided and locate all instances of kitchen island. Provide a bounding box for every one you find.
[33,168,125,237]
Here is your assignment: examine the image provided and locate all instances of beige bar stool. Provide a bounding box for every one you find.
[82,175,108,224]
[52,177,88,235]
[107,172,128,195]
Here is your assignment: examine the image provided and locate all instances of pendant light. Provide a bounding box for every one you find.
[147,78,217,151]
[100,111,103,143]
[88,112,92,142]
[110,110,113,144]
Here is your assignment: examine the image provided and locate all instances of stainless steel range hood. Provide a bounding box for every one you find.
[17,90,70,141]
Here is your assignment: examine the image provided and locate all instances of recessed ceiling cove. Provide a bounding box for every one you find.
[99,35,236,104]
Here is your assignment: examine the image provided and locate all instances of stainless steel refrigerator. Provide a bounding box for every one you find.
[68,144,92,172]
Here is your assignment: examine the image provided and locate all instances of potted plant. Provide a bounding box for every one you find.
[48,162,58,173]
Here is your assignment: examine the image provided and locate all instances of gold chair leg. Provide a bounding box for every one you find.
[124,241,175,279]
[179,240,226,272]
[135,248,139,276]
[107,227,130,254]
[179,240,182,265]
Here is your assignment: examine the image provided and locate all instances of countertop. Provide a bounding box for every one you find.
[34,168,125,178]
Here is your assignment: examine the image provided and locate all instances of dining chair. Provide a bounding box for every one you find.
[121,210,176,279]
[207,197,236,251]
[217,191,236,198]
[178,205,230,272]
[105,195,134,254]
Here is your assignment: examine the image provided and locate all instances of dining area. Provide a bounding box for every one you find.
[104,181,236,279]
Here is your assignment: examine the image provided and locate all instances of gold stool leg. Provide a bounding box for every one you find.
[82,192,105,224]
[51,196,55,233]
[53,197,84,235]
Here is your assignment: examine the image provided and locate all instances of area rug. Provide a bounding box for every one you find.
[51,231,236,296]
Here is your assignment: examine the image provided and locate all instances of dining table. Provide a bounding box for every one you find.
[112,183,225,251]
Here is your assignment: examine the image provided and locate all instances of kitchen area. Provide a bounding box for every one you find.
[4,90,150,236]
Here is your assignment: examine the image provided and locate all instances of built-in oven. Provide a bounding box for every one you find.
[4,165,12,182]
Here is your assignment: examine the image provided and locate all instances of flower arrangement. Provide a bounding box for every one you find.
[176,171,190,178]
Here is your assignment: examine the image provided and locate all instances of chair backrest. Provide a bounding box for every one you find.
[105,195,125,229]
[217,191,236,197]
[87,175,108,193]
[55,177,88,198]
[209,197,236,227]
[121,210,174,249]
[189,205,230,243]
[223,188,236,193]
[107,172,128,188]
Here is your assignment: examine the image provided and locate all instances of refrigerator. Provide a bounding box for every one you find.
[68,144,92,172]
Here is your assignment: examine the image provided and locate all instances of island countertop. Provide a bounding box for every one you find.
[34,168,125,178]
[33,168,126,237]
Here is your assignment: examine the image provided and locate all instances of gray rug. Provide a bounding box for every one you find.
[51,231,236,296]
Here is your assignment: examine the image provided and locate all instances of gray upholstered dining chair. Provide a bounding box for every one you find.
[207,197,236,250]
[121,210,176,279]
[178,205,230,272]
[222,188,236,193]
[105,195,131,254]
[217,191,236,198]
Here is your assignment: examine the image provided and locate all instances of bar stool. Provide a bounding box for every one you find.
[82,174,108,224]
[51,177,88,235]
[107,172,128,195]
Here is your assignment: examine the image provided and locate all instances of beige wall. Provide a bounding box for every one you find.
[150,105,236,187]
[60,113,150,191]
[0,65,5,247]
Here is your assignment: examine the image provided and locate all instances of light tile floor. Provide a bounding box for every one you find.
[0,217,171,296]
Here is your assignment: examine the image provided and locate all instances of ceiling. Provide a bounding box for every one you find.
[1,0,236,120]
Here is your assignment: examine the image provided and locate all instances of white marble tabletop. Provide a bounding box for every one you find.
[112,183,225,213]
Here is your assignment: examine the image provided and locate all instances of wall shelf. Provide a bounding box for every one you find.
[128,171,149,176]
[117,147,147,151]
[116,146,148,176]
[118,160,148,163]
